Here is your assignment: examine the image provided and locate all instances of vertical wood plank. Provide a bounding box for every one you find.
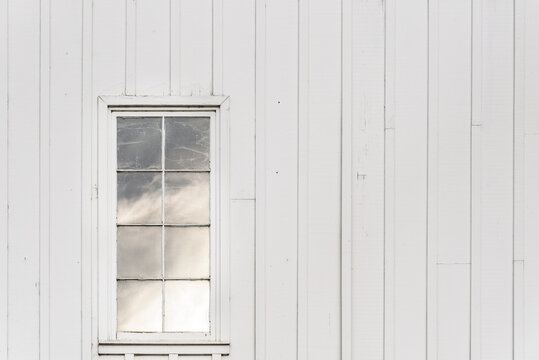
[350,0,385,359]
[254,0,267,356]
[0,0,7,356]
[384,127,396,360]
[94,0,125,96]
[81,0,93,357]
[473,0,514,358]
[261,0,299,358]
[523,0,539,136]
[523,0,539,358]
[513,0,525,264]
[212,0,223,95]
[437,264,470,360]
[514,260,524,360]
[470,1,483,359]
[384,0,396,358]
[125,0,136,95]
[230,200,255,360]
[524,134,539,360]
[514,0,525,358]
[392,0,429,357]
[426,0,439,357]
[135,0,170,95]
[49,0,84,356]
[39,0,51,358]
[304,0,342,358]
[7,0,41,358]
[179,0,212,96]
[470,125,481,360]
[223,0,255,199]
[296,0,308,357]
[169,0,181,95]
[341,0,352,357]
[429,0,472,358]
[434,0,472,264]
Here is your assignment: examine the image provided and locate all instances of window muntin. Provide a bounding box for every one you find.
[115,115,213,335]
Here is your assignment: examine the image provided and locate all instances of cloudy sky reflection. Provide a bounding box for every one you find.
[117,172,162,224]
[165,117,210,170]
[165,227,209,278]
[116,116,211,333]
[117,226,162,278]
[165,172,210,224]
[165,280,210,332]
[117,280,162,332]
[117,117,162,170]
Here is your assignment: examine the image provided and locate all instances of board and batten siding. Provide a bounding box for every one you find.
[1,0,539,359]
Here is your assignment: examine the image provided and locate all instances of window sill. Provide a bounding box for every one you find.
[98,341,230,355]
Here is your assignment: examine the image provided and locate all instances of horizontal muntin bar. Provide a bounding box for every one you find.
[117,223,210,227]
[116,169,210,173]
[116,278,211,281]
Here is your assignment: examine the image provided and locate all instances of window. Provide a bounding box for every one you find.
[95,97,230,357]
[116,115,211,334]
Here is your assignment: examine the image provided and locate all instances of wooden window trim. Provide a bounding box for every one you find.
[93,96,230,352]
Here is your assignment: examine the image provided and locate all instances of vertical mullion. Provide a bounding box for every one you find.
[161,115,166,331]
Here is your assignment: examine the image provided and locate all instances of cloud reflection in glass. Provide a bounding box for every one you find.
[117,117,162,170]
[165,227,209,278]
[165,172,210,224]
[164,280,210,332]
[117,226,162,278]
[117,280,162,332]
[117,172,162,224]
[165,117,210,170]
[116,115,212,334]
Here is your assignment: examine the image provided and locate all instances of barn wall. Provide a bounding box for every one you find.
[1,0,539,360]
[2,0,255,359]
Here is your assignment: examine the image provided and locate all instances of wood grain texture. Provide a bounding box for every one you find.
[350,0,385,359]
[49,0,84,357]
[180,0,212,96]
[7,0,41,358]
[2,0,539,359]
[428,1,472,358]
[473,0,514,358]
[223,0,255,199]
[0,0,7,357]
[392,0,429,357]
[437,264,470,360]
[524,135,539,360]
[303,0,342,358]
[261,0,299,358]
[229,200,255,360]
[39,0,51,359]
[135,0,170,95]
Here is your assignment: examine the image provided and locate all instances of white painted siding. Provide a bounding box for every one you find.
[1,0,538,359]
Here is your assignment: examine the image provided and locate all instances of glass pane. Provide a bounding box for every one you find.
[117,117,162,170]
[165,117,210,170]
[165,172,209,224]
[117,226,162,278]
[117,172,162,224]
[164,280,209,332]
[117,280,162,332]
[165,227,209,278]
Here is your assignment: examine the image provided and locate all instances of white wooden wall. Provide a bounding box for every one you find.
[1,0,539,359]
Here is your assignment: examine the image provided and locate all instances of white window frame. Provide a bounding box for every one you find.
[94,96,230,356]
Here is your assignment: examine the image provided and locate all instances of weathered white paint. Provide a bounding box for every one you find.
[1,0,539,359]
